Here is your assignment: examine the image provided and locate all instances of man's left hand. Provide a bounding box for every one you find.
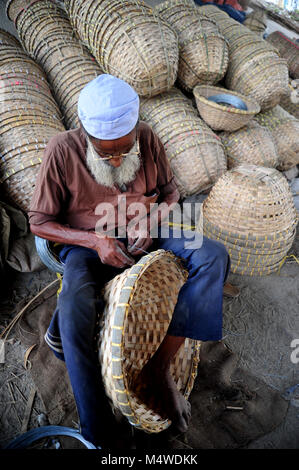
[127,232,153,256]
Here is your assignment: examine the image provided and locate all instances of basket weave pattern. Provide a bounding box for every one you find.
[7,0,102,130]
[267,31,299,79]
[255,106,299,171]
[202,165,298,275]
[219,121,279,169]
[98,250,200,433]
[140,87,227,197]
[155,0,228,91]
[199,5,289,110]
[0,29,65,211]
[64,0,179,97]
[193,85,260,131]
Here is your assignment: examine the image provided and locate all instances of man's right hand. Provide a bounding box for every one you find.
[95,237,135,268]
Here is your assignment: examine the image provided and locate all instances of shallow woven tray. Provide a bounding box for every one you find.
[98,249,200,433]
[219,121,279,169]
[193,85,260,131]
[202,165,298,275]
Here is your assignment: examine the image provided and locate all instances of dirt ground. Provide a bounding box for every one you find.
[0,227,298,450]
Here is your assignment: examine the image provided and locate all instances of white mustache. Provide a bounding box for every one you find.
[85,138,141,188]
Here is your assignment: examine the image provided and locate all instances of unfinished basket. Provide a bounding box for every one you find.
[140,87,227,197]
[243,10,267,37]
[98,249,200,433]
[219,121,279,169]
[0,29,65,212]
[267,31,299,79]
[7,0,102,129]
[155,0,228,91]
[202,165,298,275]
[255,106,299,171]
[193,85,260,131]
[64,0,179,98]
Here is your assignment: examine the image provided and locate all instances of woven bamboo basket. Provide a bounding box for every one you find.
[64,0,179,97]
[243,10,267,37]
[279,81,299,119]
[0,29,65,212]
[255,106,299,170]
[140,87,227,197]
[202,165,298,275]
[98,249,200,433]
[193,85,260,131]
[267,31,299,79]
[199,5,289,110]
[219,121,279,169]
[154,0,228,91]
[7,0,102,129]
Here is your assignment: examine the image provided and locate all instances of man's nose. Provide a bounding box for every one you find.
[109,156,124,168]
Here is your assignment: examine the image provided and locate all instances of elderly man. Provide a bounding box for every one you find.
[29,74,233,448]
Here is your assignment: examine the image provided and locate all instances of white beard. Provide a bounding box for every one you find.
[85,137,141,189]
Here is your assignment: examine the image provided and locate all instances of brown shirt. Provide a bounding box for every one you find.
[28,122,180,232]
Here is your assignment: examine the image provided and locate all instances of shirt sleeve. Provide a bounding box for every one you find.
[28,143,68,226]
[153,132,180,204]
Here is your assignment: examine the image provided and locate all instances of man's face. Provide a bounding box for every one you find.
[89,128,137,168]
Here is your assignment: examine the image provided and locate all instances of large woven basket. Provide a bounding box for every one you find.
[219,121,279,169]
[0,29,65,212]
[64,0,179,98]
[199,5,289,110]
[279,81,299,120]
[7,0,102,129]
[98,249,200,433]
[202,165,298,276]
[243,9,267,37]
[255,106,299,171]
[140,87,227,197]
[155,0,228,91]
[193,85,260,131]
[267,31,299,79]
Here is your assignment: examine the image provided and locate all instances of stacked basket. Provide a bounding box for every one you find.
[202,165,298,276]
[154,0,229,91]
[0,29,65,212]
[279,80,299,120]
[139,87,227,197]
[98,249,200,433]
[219,122,279,169]
[199,5,289,110]
[243,10,267,38]
[255,106,299,171]
[6,0,102,129]
[267,31,299,79]
[64,0,179,97]
[193,85,260,131]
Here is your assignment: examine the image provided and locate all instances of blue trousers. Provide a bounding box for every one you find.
[45,231,230,446]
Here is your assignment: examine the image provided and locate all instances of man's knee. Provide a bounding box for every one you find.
[190,237,229,270]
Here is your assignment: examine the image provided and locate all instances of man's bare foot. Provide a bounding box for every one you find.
[223,282,240,298]
[131,360,191,433]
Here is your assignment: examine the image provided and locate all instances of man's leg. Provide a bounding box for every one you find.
[133,230,230,432]
[45,245,122,447]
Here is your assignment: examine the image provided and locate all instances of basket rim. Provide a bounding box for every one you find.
[98,249,201,432]
[193,85,260,115]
